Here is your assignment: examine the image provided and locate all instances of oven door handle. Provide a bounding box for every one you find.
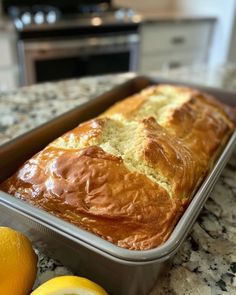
[24,34,139,52]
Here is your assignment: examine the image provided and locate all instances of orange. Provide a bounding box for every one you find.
[0,226,38,295]
[31,275,108,295]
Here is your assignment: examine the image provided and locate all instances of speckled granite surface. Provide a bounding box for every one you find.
[1,66,236,294]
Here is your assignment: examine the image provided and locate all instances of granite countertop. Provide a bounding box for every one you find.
[1,66,236,294]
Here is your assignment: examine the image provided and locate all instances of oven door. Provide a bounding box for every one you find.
[18,34,139,85]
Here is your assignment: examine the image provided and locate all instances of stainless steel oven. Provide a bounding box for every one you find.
[18,32,139,85]
[3,0,141,85]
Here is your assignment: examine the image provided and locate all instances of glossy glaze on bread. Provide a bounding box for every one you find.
[1,85,235,250]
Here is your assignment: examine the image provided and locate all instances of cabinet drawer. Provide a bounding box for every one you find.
[141,20,214,54]
[140,50,207,72]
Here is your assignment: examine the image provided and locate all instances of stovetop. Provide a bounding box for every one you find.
[6,3,142,32]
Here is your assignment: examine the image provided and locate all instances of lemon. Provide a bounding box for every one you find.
[31,275,109,295]
[0,226,38,295]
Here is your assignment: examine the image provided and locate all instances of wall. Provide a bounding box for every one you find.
[114,0,175,14]
[228,13,236,62]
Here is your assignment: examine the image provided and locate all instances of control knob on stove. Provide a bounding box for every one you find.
[34,11,45,24]
[21,12,32,25]
[115,8,126,20]
[46,10,57,23]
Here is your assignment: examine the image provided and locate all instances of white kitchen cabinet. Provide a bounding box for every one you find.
[0,28,19,90]
[140,19,215,71]
[0,32,17,67]
[0,67,19,91]
[141,50,207,71]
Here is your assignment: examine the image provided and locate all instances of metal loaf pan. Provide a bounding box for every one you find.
[1,76,236,295]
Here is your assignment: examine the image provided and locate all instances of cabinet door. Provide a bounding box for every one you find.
[0,33,17,67]
[0,69,19,91]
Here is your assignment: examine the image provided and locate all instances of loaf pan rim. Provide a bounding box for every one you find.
[0,75,236,264]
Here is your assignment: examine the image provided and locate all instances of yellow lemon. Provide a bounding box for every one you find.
[0,226,38,295]
[31,275,109,295]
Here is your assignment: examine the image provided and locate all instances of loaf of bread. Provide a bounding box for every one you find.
[1,85,235,250]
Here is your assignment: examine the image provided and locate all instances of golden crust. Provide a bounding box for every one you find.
[140,117,204,200]
[50,117,106,148]
[1,84,235,250]
[1,146,181,250]
[104,85,234,164]
[165,93,232,164]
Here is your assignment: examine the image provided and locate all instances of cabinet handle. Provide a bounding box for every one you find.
[171,36,185,44]
[168,61,181,69]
